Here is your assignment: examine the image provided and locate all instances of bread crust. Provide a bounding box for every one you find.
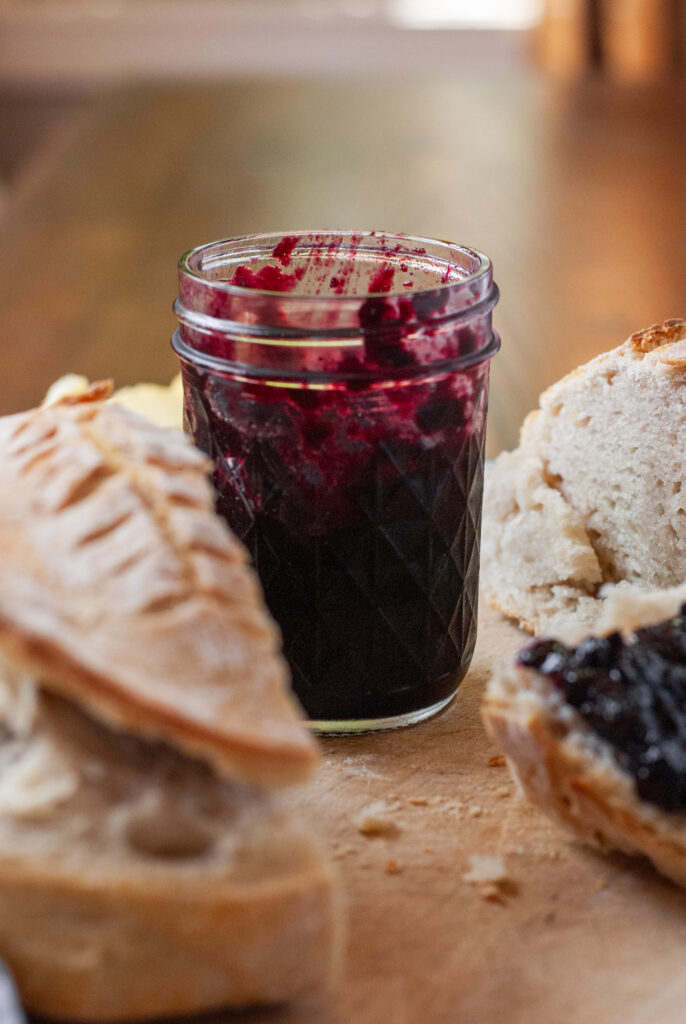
[0,858,340,1022]
[484,662,686,890]
[0,396,318,787]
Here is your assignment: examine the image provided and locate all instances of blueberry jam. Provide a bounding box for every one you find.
[173,232,499,727]
[518,607,686,811]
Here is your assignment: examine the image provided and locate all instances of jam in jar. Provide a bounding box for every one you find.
[173,231,500,731]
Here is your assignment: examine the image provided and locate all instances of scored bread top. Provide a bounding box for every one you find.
[0,393,318,787]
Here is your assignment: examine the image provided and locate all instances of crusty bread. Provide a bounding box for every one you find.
[483,584,686,889]
[0,391,341,1019]
[0,393,317,787]
[0,659,340,1021]
[482,318,686,636]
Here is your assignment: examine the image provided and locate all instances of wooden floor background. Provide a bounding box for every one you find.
[1,72,684,455]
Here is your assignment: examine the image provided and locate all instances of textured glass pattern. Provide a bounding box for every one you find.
[184,365,488,722]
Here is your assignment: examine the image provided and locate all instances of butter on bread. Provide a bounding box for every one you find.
[483,582,686,890]
[0,392,318,787]
[482,319,686,636]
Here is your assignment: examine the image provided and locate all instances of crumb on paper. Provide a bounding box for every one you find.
[354,800,399,836]
[479,883,505,903]
[385,858,401,875]
[463,854,514,903]
[488,754,507,768]
[332,844,356,860]
[408,797,428,806]
[462,854,508,885]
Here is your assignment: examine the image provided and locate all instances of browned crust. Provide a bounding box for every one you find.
[52,379,114,404]
[483,672,686,890]
[629,318,686,353]
[0,619,315,788]
[0,856,341,1021]
[0,397,318,787]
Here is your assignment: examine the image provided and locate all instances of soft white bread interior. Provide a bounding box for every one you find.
[0,657,340,1022]
[482,318,686,635]
[483,584,686,889]
[0,393,318,787]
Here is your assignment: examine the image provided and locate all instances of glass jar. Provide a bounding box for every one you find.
[172,231,499,732]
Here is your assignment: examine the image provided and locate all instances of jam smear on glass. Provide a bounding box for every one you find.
[518,606,686,811]
[174,231,499,728]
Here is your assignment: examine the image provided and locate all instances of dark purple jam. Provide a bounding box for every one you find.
[175,232,498,724]
[183,360,487,722]
[518,607,686,811]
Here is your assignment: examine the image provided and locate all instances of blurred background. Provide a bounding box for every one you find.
[0,0,684,453]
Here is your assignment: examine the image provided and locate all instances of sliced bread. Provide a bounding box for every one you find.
[483,583,686,889]
[0,391,340,1019]
[0,658,340,1021]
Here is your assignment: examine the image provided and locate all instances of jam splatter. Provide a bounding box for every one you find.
[272,235,298,266]
[368,265,396,293]
[231,263,305,292]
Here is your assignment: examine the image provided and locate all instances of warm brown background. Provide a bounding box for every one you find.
[1,74,685,456]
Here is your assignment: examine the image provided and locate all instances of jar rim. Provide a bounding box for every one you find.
[173,230,499,379]
[178,230,492,303]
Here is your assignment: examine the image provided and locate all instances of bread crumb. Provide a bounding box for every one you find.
[423,847,434,854]
[495,787,510,798]
[385,859,402,875]
[354,800,399,836]
[469,805,483,818]
[488,754,507,767]
[462,854,508,885]
[408,797,428,806]
[479,883,505,903]
[332,844,356,860]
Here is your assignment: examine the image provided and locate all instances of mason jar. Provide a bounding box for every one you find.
[172,230,500,732]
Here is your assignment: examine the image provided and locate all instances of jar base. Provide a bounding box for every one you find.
[306,690,457,736]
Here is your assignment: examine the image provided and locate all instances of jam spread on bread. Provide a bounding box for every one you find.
[518,607,686,811]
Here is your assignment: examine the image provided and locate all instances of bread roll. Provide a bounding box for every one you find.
[0,393,318,787]
[482,318,686,635]
[0,391,340,1019]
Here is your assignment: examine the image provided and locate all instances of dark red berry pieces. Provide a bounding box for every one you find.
[518,607,686,812]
